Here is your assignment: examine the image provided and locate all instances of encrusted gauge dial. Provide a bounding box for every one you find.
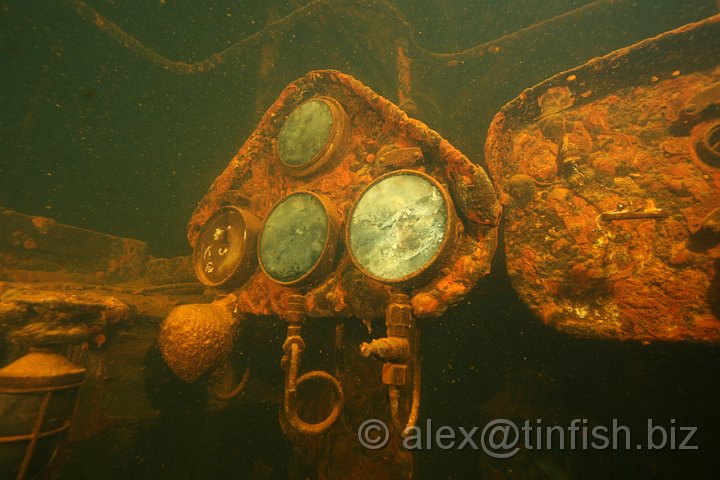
[346,170,456,284]
[258,191,340,286]
[276,97,350,176]
[193,205,259,288]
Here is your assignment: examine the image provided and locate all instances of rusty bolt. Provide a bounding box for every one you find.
[382,362,407,386]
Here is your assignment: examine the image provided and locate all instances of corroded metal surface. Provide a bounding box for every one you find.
[0,208,204,350]
[0,208,197,286]
[345,170,458,286]
[486,15,720,342]
[0,284,131,346]
[0,208,148,285]
[0,349,85,390]
[0,348,87,480]
[189,70,500,320]
[157,301,239,383]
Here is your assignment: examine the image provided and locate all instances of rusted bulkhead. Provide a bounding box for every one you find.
[189,70,500,320]
[486,15,720,342]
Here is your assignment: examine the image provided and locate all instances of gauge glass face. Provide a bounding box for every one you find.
[348,173,448,281]
[194,207,247,286]
[259,192,329,283]
[278,99,333,167]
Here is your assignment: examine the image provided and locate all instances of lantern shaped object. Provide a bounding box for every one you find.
[0,349,86,480]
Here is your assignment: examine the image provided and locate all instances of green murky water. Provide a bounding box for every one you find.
[1,1,719,479]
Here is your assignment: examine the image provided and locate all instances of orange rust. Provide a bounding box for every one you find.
[188,70,500,319]
[486,17,720,343]
[396,42,414,114]
[30,216,55,233]
[411,293,440,316]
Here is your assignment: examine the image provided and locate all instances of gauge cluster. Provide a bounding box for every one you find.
[187,70,500,320]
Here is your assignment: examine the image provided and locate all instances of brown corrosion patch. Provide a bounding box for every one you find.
[485,16,720,343]
[157,300,239,383]
[0,283,132,345]
[188,70,500,320]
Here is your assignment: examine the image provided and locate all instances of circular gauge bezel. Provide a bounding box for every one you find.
[192,205,260,289]
[257,191,340,287]
[275,96,351,177]
[345,169,457,286]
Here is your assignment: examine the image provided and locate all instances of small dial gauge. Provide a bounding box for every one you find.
[193,205,259,288]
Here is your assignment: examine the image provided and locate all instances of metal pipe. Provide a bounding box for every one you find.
[281,294,344,435]
[402,330,421,438]
[17,392,51,480]
[362,293,422,437]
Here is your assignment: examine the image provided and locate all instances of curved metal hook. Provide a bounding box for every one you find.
[284,369,345,435]
[210,365,251,401]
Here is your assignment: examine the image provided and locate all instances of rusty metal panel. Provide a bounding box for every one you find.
[486,15,720,343]
[0,208,149,284]
[189,70,501,321]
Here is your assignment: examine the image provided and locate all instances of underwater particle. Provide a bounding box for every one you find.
[259,192,329,282]
[348,172,448,281]
[671,70,681,77]
[566,74,577,83]
[278,99,333,167]
[80,88,97,100]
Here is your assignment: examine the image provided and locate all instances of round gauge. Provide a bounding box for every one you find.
[193,205,259,288]
[347,170,454,283]
[258,191,339,286]
[277,97,349,176]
